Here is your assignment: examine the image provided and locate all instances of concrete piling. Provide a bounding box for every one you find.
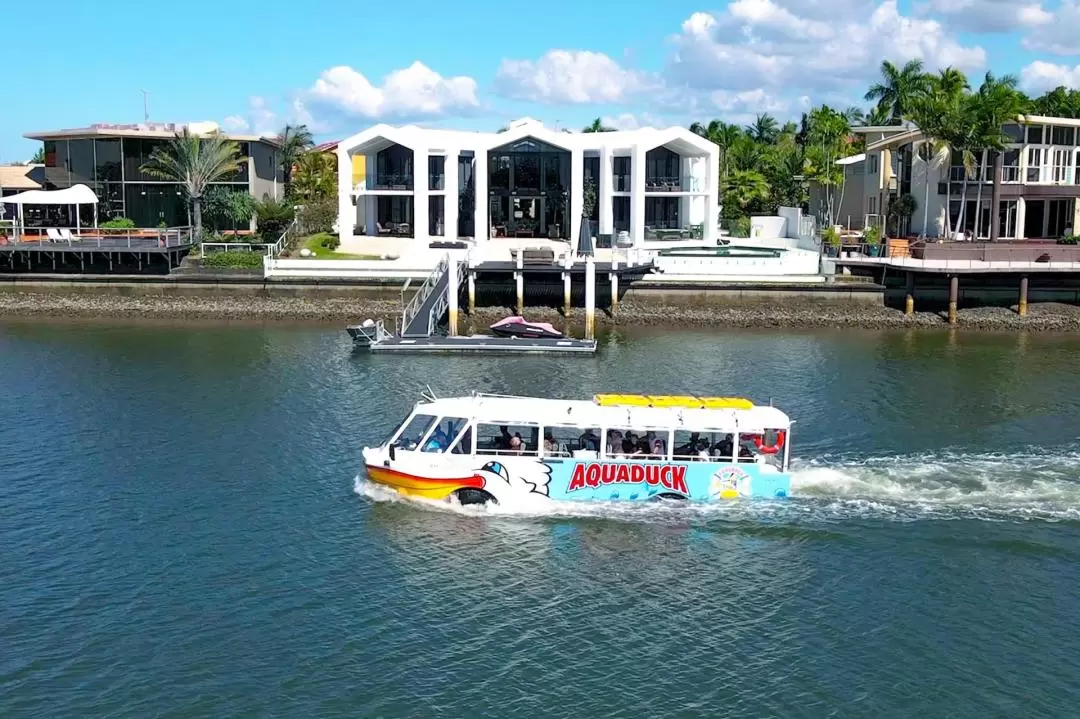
[1019,275,1029,317]
[585,257,596,340]
[948,275,959,325]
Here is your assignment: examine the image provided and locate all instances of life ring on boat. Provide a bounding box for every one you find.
[752,430,785,455]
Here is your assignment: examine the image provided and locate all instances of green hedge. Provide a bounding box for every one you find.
[201,250,265,269]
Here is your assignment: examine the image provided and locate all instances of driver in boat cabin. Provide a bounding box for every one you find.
[713,434,734,458]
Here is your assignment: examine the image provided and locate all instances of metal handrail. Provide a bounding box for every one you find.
[9,226,192,248]
[401,255,448,335]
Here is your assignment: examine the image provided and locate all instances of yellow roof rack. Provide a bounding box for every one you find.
[646,395,703,408]
[593,394,651,407]
[699,396,754,410]
[594,394,755,410]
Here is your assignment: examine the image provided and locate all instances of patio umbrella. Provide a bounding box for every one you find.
[576,213,593,257]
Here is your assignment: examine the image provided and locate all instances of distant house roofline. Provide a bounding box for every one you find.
[24,122,279,146]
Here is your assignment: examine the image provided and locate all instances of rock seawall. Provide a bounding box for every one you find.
[1,291,1079,330]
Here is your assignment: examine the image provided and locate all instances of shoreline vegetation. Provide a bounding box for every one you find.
[3,292,1080,331]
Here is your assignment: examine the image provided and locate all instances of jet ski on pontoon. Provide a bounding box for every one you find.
[488,316,565,339]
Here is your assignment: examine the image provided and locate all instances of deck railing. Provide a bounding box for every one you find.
[4,226,193,249]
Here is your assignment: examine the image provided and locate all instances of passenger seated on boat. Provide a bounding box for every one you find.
[451,428,472,454]
[738,443,755,462]
[636,438,652,457]
[620,438,637,457]
[696,440,712,461]
[674,432,701,458]
[712,435,734,459]
[544,432,558,455]
[652,439,666,459]
[508,435,524,454]
[579,429,600,452]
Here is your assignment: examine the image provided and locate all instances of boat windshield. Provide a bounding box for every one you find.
[391,413,437,450]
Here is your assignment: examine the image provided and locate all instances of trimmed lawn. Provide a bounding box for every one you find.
[297,233,386,260]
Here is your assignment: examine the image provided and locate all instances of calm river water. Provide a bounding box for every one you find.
[2,320,1079,718]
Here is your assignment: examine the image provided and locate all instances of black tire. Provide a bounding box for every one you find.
[652,492,688,502]
[452,488,498,506]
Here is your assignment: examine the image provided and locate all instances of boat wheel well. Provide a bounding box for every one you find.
[652,492,688,502]
[452,488,498,506]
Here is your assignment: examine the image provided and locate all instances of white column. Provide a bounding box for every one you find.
[365,196,376,236]
[474,150,488,242]
[444,151,458,240]
[413,147,429,243]
[630,144,646,247]
[1016,197,1026,239]
[571,148,584,243]
[704,146,720,245]
[337,147,353,246]
[599,147,613,236]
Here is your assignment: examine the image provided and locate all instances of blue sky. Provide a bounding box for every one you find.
[4,0,1080,161]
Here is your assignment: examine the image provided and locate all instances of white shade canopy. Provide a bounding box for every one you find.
[0,183,99,205]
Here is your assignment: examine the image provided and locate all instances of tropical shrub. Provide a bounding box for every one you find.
[318,233,341,251]
[733,216,752,238]
[1058,234,1080,245]
[863,225,882,246]
[822,225,841,247]
[297,198,336,234]
[254,197,295,241]
[201,250,265,269]
[101,217,135,229]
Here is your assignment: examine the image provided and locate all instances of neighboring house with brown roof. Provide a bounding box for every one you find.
[0,164,45,196]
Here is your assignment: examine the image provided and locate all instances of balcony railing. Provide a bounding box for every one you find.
[645,223,705,240]
[355,173,414,191]
[645,176,682,191]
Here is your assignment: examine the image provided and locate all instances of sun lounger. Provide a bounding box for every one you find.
[46,228,63,242]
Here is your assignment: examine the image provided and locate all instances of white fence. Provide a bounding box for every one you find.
[264,258,435,280]
[654,249,821,277]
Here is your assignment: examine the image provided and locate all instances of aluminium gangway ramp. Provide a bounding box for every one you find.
[400,255,461,337]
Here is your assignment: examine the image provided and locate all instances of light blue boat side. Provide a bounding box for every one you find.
[543,458,790,502]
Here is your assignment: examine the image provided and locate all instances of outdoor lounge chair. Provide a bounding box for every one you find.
[46,228,63,242]
[59,229,77,242]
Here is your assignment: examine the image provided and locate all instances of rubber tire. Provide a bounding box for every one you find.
[652,492,688,502]
[452,488,498,506]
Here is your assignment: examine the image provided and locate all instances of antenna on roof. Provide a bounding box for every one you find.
[141,90,150,124]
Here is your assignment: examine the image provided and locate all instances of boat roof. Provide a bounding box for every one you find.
[412,393,791,432]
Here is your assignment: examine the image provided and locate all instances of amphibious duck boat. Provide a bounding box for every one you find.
[362,392,792,506]
[488,316,564,340]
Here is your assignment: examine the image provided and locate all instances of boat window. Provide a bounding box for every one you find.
[421,416,469,453]
[738,430,786,468]
[393,414,437,450]
[475,423,540,457]
[603,428,669,460]
[673,430,736,462]
[541,425,601,458]
[450,426,473,455]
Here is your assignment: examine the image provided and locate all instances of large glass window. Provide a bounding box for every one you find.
[512,154,540,190]
[613,156,631,191]
[673,431,736,461]
[645,147,680,188]
[604,428,670,459]
[1052,127,1075,146]
[1002,124,1024,143]
[95,139,122,182]
[420,417,469,453]
[123,138,168,182]
[68,139,95,184]
[475,423,539,456]
[429,195,445,236]
[44,140,70,188]
[542,426,601,458]
[490,155,511,190]
[375,145,413,189]
[1027,125,1044,144]
[123,183,187,227]
[393,414,437,450]
[429,155,445,191]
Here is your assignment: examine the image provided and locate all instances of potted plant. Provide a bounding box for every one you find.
[863,225,882,257]
[822,226,841,256]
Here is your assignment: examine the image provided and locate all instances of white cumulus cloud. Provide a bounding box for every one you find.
[305,61,479,121]
[667,1,986,98]
[494,50,655,104]
[1020,61,1080,93]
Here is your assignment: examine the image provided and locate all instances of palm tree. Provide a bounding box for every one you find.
[292,151,338,202]
[747,114,779,144]
[864,59,928,123]
[723,169,770,214]
[582,117,615,133]
[30,147,45,164]
[140,129,243,240]
[276,124,314,198]
[974,73,1028,241]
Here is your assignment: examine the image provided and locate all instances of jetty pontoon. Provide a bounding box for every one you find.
[361,392,792,506]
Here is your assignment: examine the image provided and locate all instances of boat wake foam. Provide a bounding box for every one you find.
[353,449,1080,523]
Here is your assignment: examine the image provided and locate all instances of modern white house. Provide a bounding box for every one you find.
[335,118,720,248]
[814,116,1080,240]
